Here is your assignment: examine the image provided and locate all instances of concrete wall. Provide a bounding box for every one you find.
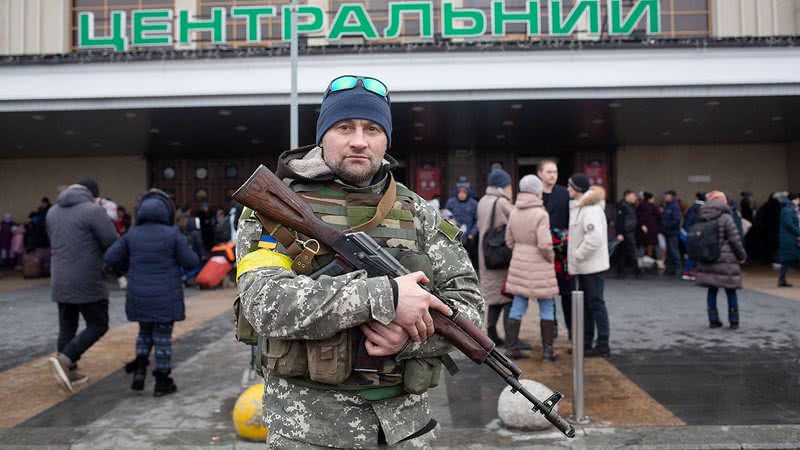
[0,0,70,55]
[713,0,800,37]
[615,143,791,204]
[789,142,800,193]
[0,156,147,223]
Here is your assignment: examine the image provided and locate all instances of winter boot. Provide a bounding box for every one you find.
[708,308,723,328]
[127,356,149,391]
[540,320,557,362]
[153,369,177,397]
[487,325,505,347]
[729,307,740,330]
[503,319,528,360]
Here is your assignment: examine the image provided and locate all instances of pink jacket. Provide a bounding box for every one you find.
[504,192,559,300]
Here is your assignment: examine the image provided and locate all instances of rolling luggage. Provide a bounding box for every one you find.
[23,252,42,278]
[195,242,235,289]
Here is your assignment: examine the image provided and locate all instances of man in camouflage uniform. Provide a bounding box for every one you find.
[236,75,483,449]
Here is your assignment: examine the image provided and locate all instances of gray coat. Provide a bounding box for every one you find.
[46,186,118,304]
[695,201,747,290]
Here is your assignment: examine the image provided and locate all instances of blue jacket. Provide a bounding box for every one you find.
[661,200,682,234]
[104,196,199,322]
[683,201,703,231]
[445,195,478,239]
[779,200,800,263]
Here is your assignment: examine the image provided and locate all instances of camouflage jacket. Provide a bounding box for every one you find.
[236,165,483,448]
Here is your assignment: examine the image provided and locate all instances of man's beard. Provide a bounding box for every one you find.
[327,156,382,186]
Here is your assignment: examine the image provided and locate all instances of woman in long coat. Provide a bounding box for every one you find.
[477,168,513,346]
[695,191,747,329]
[504,175,560,360]
[778,194,800,287]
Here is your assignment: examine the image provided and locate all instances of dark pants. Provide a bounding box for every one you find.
[558,274,576,339]
[136,322,175,371]
[665,232,681,275]
[707,287,738,311]
[616,233,640,275]
[487,303,511,331]
[577,273,609,352]
[57,300,110,363]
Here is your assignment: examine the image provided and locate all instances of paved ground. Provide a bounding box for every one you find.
[1,268,799,449]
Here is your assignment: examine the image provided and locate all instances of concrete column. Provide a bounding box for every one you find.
[789,142,800,193]
[0,0,69,55]
[41,0,70,54]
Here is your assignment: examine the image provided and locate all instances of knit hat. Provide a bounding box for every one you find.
[568,174,591,193]
[455,176,471,192]
[316,76,392,147]
[77,178,99,198]
[519,175,543,194]
[705,190,728,203]
[487,168,512,188]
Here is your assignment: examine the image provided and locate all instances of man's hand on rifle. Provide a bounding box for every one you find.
[361,321,409,356]
[393,271,452,342]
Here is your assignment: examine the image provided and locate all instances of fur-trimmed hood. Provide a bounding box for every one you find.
[574,186,606,208]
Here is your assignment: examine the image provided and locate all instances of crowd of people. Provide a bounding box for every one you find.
[31,178,241,397]
[439,161,800,360]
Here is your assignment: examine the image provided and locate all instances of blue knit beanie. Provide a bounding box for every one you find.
[488,169,512,188]
[316,76,392,147]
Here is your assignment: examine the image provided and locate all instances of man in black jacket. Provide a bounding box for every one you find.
[538,160,574,341]
[616,190,642,278]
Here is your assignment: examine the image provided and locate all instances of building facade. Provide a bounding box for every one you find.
[1,0,799,220]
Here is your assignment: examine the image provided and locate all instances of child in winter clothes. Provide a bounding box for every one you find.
[104,189,198,396]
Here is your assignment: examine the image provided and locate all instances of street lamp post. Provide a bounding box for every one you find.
[289,0,299,149]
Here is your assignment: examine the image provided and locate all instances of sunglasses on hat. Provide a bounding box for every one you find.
[324,75,390,103]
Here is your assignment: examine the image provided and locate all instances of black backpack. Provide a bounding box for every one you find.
[482,198,512,270]
[687,218,720,263]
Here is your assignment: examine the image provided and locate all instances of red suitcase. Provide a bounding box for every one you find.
[195,256,233,289]
[23,252,42,278]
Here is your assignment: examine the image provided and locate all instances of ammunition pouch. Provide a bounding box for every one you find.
[233,296,258,346]
[305,331,352,385]
[402,357,443,395]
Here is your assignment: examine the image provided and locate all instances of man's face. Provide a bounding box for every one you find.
[625,193,637,204]
[664,193,674,203]
[457,189,468,201]
[538,163,558,186]
[321,119,387,186]
[793,197,800,206]
[567,185,579,199]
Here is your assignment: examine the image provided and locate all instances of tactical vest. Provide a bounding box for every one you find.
[238,177,446,399]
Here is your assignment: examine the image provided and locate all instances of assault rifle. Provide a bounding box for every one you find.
[232,165,576,438]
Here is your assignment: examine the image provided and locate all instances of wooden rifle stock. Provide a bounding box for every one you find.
[232,165,342,246]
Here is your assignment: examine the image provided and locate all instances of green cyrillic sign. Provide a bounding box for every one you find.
[78,0,660,52]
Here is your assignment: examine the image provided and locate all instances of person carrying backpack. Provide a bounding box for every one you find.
[694,191,747,329]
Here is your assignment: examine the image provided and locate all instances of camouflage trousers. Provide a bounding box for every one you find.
[267,427,437,449]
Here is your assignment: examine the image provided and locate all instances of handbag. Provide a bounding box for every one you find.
[482,197,512,270]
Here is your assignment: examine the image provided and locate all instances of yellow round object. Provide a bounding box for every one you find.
[232,383,269,441]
